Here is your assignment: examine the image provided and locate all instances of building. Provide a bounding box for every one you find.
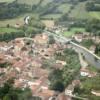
[65,85,74,96]
[80,67,97,77]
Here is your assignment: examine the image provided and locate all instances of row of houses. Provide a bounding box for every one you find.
[0,33,68,100]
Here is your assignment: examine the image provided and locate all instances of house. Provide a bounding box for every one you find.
[56,60,66,66]
[65,85,74,96]
[80,68,89,77]
[74,33,83,42]
[72,80,80,87]
[89,45,96,53]
[14,23,20,28]
[80,67,97,77]
[91,90,100,96]
[35,88,55,100]
[57,93,72,100]
[34,34,48,44]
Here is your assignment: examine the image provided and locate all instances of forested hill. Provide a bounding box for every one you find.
[0,0,100,20]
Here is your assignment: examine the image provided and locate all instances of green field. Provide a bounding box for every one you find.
[64,27,85,37]
[0,0,14,3]
[17,0,40,6]
[42,14,62,19]
[40,0,53,6]
[69,2,90,19]
[58,4,72,13]
[0,27,19,33]
[0,13,39,27]
[89,12,100,20]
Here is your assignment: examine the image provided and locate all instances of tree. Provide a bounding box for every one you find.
[48,35,55,44]
[50,80,64,92]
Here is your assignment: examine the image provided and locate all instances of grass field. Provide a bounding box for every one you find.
[64,27,85,37]
[41,0,53,6]
[0,27,19,33]
[0,13,39,27]
[17,0,40,6]
[69,2,90,19]
[0,0,14,3]
[58,4,72,13]
[42,14,62,19]
[89,12,100,20]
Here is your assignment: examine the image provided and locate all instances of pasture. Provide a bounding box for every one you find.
[58,4,72,13]
[0,27,19,33]
[17,0,40,5]
[0,0,14,3]
[63,27,85,37]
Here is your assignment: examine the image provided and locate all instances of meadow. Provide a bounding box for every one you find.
[0,27,19,33]
[0,0,14,3]
[63,27,85,37]
[17,0,40,6]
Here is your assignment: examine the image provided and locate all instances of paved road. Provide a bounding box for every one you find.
[78,53,88,68]
[21,31,100,68]
[44,30,100,69]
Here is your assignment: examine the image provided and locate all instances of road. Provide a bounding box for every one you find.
[21,30,100,69]
[44,30,100,69]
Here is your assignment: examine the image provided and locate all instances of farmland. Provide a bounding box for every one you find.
[58,4,72,14]
[89,12,100,20]
[0,0,100,28]
[0,13,39,27]
[0,27,20,33]
[69,2,89,19]
[42,14,62,19]
[63,27,85,37]
[17,0,40,6]
[0,0,14,3]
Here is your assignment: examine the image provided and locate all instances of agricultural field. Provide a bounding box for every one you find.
[0,0,14,3]
[17,0,40,6]
[89,12,100,20]
[58,4,72,13]
[63,27,85,37]
[40,0,53,6]
[42,14,62,19]
[0,13,39,27]
[69,2,90,19]
[42,20,54,28]
[0,27,19,33]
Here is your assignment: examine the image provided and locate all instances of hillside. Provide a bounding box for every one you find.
[16,0,100,20]
[0,0,100,27]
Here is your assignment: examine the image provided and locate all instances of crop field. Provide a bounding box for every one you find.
[0,27,19,33]
[42,14,62,19]
[58,4,72,13]
[69,2,89,19]
[41,0,53,6]
[17,0,40,6]
[0,13,39,27]
[42,20,54,28]
[89,12,100,20]
[0,0,14,3]
[63,27,85,37]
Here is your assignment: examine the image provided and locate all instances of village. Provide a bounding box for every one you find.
[0,28,99,100]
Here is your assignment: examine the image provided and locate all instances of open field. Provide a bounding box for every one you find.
[17,0,40,6]
[0,27,19,33]
[0,13,39,27]
[89,12,100,20]
[42,20,54,28]
[69,2,89,19]
[0,0,14,3]
[42,14,62,19]
[41,0,53,6]
[58,4,72,13]
[64,27,85,37]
